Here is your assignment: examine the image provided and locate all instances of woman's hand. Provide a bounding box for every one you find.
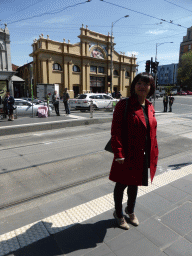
[116,159,125,164]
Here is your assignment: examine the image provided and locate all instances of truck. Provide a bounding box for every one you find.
[36,84,60,102]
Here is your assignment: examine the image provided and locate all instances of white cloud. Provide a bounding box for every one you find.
[146,30,168,35]
[125,51,139,57]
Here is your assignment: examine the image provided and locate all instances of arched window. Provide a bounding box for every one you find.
[73,65,80,72]
[125,71,130,77]
[113,70,118,76]
[53,63,62,71]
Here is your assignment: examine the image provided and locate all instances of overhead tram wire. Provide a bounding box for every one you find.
[5,0,89,25]
[164,0,192,13]
[100,0,187,29]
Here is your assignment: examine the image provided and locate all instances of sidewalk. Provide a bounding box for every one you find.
[0,110,164,137]
[0,111,113,136]
[1,164,192,256]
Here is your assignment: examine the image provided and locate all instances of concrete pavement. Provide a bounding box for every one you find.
[0,163,192,256]
[0,111,113,136]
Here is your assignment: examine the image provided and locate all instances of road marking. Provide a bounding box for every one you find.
[0,164,191,255]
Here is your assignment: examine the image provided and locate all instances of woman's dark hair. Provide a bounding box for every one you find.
[130,72,155,97]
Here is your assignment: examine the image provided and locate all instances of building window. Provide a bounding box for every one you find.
[125,71,130,77]
[98,66,104,73]
[73,65,80,72]
[113,70,118,76]
[53,63,62,71]
[90,66,97,73]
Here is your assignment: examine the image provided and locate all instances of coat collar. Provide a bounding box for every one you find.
[129,96,152,128]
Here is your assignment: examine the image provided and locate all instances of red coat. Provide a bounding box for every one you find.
[109,96,158,186]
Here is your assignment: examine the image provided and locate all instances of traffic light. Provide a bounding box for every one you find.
[156,77,158,88]
[107,76,111,83]
[145,60,151,73]
[151,61,159,73]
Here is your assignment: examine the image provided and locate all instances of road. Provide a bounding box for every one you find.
[1,95,192,212]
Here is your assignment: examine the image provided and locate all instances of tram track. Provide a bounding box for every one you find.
[0,171,109,211]
[1,148,192,211]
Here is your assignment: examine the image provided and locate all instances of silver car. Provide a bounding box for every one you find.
[14,99,52,115]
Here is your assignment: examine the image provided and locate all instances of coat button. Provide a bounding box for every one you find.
[155,145,157,148]
[155,125,157,128]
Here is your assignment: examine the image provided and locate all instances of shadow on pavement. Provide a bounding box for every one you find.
[4,219,117,256]
[168,162,192,170]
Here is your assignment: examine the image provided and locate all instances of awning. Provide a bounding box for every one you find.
[12,75,25,82]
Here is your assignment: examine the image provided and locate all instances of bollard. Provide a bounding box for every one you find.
[112,100,117,112]
[15,107,18,119]
[90,100,93,118]
[69,100,71,112]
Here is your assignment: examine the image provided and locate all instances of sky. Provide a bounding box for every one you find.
[1,0,192,73]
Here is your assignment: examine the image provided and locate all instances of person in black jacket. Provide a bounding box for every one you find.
[63,88,70,115]
[169,94,174,112]
[3,91,15,121]
[52,90,60,116]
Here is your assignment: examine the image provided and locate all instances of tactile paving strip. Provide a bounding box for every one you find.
[43,211,74,234]
[0,231,20,256]
[0,165,192,256]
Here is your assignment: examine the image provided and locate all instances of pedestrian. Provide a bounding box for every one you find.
[3,91,15,121]
[116,91,122,99]
[52,90,60,116]
[169,94,174,112]
[109,72,159,230]
[63,88,70,115]
[163,93,168,112]
[112,90,116,98]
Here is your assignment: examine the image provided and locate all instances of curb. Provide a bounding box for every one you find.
[0,117,113,136]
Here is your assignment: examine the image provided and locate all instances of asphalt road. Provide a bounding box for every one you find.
[1,95,192,211]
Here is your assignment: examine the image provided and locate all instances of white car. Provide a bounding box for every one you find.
[14,99,52,115]
[69,93,119,111]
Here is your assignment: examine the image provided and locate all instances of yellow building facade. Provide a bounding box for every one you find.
[30,25,137,98]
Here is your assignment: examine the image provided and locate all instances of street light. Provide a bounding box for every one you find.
[156,42,173,61]
[110,15,129,95]
[153,42,173,108]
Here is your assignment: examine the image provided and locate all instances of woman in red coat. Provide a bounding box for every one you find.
[109,72,158,230]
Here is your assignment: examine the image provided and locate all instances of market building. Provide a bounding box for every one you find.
[30,25,137,98]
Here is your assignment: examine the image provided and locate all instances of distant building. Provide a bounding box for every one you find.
[30,25,137,98]
[0,24,15,99]
[179,26,192,61]
[157,63,178,87]
[16,62,33,97]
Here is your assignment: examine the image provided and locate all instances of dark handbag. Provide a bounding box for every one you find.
[104,98,129,153]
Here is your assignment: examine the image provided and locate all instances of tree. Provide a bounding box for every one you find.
[177,51,192,90]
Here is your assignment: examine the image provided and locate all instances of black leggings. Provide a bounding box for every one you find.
[114,182,138,218]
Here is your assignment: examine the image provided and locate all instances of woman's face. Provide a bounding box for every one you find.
[135,79,151,98]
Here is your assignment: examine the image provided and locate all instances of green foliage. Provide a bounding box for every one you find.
[178,51,192,90]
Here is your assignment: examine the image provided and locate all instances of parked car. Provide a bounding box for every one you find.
[177,91,187,95]
[69,93,119,111]
[14,99,52,115]
[186,91,192,95]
